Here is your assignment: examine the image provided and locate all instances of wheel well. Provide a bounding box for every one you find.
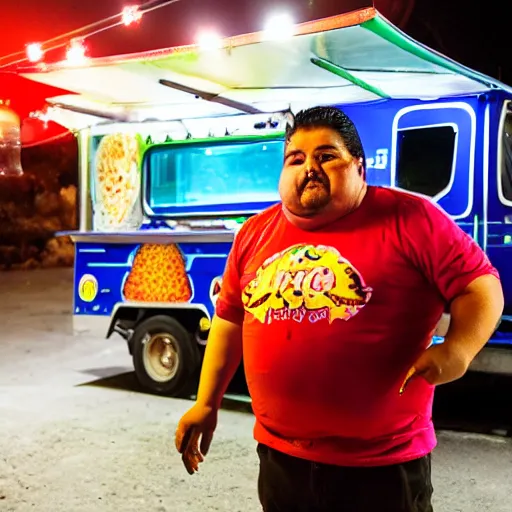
[108,307,208,342]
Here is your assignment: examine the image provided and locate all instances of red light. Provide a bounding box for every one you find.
[26,43,44,63]
[122,5,142,26]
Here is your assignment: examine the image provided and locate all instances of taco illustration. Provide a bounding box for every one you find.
[94,132,141,230]
[242,244,372,324]
[123,244,192,303]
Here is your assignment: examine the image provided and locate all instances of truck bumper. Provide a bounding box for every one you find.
[470,346,512,376]
[73,314,110,338]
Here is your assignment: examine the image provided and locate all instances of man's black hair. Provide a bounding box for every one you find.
[286,106,366,170]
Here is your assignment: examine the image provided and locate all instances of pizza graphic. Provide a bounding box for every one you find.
[123,244,192,303]
[242,244,372,324]
[94,133,141,230]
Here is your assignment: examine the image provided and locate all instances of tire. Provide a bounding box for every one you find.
[131,315,200,397]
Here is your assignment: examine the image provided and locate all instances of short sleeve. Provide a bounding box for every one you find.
[400,196,500,303]
[215,230,245,325]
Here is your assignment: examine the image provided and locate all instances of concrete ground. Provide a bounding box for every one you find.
[0,269,511,512]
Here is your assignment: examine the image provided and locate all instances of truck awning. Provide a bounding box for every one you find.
[18,6,512,127]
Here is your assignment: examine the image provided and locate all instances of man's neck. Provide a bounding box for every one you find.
[282,183,369,231]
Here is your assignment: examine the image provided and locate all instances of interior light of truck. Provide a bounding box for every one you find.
[262,13,296,41]
[26,43,44,63]
[196,31,224,51]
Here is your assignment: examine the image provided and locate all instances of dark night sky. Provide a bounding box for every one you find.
[1,0,510,84]
[1,1,370,57]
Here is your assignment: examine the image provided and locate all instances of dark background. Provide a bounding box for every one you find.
[1,0,510,84]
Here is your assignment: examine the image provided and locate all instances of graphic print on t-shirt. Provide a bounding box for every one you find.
[242,244,372,324]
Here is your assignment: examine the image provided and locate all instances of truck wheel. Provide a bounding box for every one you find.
[131,315,199,397]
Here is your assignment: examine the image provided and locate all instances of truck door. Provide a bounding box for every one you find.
[391,101,478,239]
[488,100,512,314]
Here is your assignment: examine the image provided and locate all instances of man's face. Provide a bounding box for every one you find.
[278,126,361,217]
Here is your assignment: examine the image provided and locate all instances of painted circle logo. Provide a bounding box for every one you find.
[78,274,98,302]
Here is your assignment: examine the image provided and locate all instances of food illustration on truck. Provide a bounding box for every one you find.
[123,244,192,303]
[93,133,143,231]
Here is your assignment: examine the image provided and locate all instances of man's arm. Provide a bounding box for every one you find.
[409,275,504,388]
[175,224,247,473]
[195,315,243,410]
[445,274,504,362]
[175,317,243,474]
[195,220,249,409]
[400,196,504,388]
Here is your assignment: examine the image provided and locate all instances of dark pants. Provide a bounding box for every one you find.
[257,444,434,512]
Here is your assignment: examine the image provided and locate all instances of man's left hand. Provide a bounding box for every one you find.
[400,343,472,393]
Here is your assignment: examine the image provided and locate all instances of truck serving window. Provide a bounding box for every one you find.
[501,111,512,202]
[396,126,456,197]
[145,138,284,216]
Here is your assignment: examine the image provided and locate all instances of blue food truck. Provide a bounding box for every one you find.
[20,5,512,395]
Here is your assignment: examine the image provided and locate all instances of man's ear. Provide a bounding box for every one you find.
[358,158,365,178]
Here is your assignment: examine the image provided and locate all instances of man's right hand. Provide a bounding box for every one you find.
[174,315,242,475]
[175,403,218,475]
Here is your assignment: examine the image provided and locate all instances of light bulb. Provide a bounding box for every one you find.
[65,39,88,66]
[122,5,142,26]
[196,31,224,51]
[26,43,44,63]
[263,13,296,41]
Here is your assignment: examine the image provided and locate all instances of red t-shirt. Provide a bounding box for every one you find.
[215,186,499,467]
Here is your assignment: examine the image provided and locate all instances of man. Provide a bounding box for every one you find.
[175,106,504,511]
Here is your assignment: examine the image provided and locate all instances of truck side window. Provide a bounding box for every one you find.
[501,112,512,202]
[146,139,283,215]
[396,126,456,197]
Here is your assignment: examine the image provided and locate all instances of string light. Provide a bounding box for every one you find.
[262,13,296,41]
[0,1,299,70]
[196,31,224,51]
[65,39,88,66]
[122,5,143,26]
[0,0,183,69]
[26,43,44,63]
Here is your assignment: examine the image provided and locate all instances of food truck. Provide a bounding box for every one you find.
[18,4,512,395]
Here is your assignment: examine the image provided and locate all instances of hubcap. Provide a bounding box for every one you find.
[142,332,179,382]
